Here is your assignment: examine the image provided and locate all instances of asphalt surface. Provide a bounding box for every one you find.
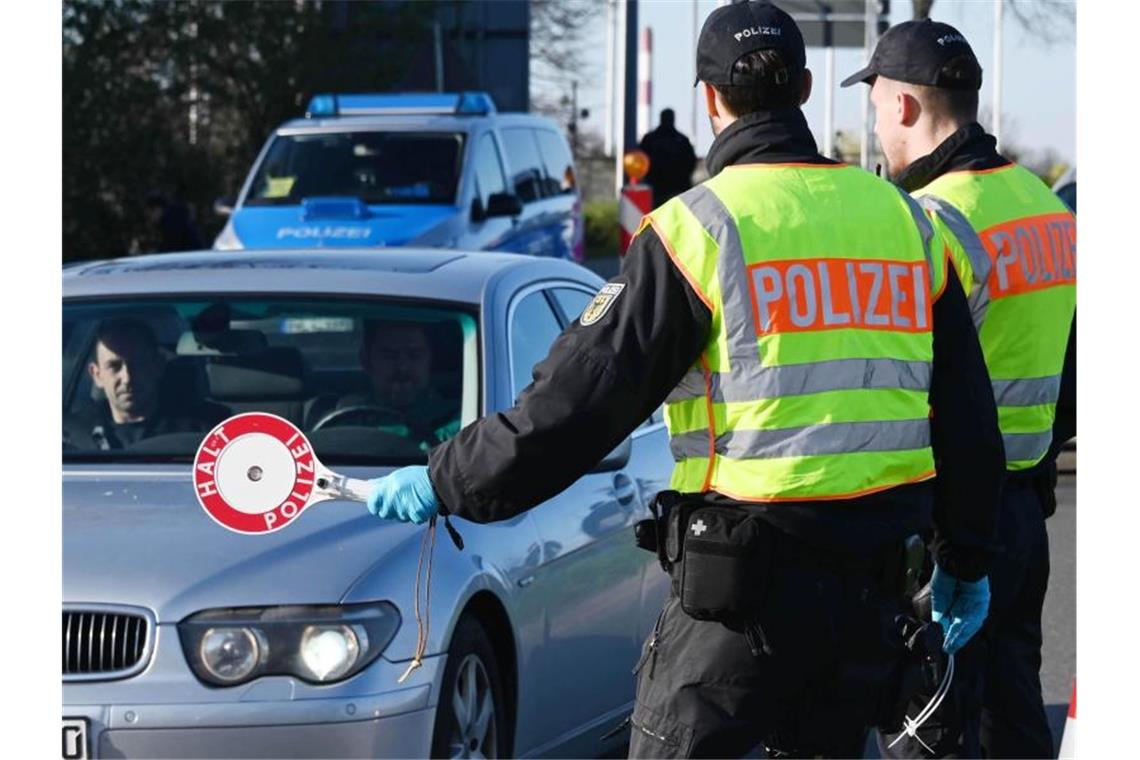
[1041,474,1077,752]
[579,261,1077,757]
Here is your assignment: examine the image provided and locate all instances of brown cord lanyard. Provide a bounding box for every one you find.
[398,515,438,683]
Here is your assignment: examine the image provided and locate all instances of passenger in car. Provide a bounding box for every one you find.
[306,320,460,450]
[64,318,223,450]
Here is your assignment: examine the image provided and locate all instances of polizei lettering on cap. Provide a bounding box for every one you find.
[748,257,931,335]
[734,26,783,42]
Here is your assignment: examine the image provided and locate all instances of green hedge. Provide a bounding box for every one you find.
[583,198,619,259]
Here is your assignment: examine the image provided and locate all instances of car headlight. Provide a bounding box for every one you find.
[299,625,361,682]
[199,627,265,683]
[179,603,399,687]
[213,218,244,250]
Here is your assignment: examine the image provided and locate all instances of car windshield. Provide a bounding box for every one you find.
[244,131,465,206]
[63,297,479,465]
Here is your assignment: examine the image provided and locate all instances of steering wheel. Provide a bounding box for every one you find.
[310,403,408,432]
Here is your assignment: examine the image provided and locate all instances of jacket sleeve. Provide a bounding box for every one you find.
[427,226,712,523]
[1049,312,1077,458]
[927,264,1005,581]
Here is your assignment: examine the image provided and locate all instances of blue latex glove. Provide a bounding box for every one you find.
[930,564,991,654]
[366,466,440,525]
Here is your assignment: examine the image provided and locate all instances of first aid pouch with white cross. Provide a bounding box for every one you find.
[674,505,776,622]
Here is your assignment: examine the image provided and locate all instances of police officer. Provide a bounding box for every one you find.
[366,3,1004,757]
[842,19,1077,758]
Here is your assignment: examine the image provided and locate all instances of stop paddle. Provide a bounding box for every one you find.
[193,412,370,534]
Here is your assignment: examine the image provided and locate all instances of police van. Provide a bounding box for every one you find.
[214,92,584,260]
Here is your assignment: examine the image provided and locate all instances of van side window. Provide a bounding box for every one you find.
[537,131,577,196]
[501,127,546,204]
[472,133,507,210]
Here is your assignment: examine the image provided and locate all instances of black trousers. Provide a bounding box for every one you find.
[879,480,1054,758]
[628,540,910,759]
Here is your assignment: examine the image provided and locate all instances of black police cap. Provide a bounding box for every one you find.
[695,1,807,87]
[841,19,982,91]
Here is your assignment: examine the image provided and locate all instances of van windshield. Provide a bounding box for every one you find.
[245,131,465,206]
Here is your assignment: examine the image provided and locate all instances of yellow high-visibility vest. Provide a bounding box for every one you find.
[642,163,947,501]
[916,165,1076,470]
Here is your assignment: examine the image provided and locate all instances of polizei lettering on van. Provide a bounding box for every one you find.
[748,258,932,335]
[276,226,374,240]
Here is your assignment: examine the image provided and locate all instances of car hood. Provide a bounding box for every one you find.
[230,202,457,249]
[63,466,418,622]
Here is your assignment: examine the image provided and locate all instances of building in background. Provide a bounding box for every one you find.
[343,0,530,113]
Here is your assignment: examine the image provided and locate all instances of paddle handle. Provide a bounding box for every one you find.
[316,474,374,503]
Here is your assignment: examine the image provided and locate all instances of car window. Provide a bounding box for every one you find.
[1056,183,1076,214]
[472,133,508,210]
[501,127,547,204]
[62,298,478,465]
[509,290,563,398]
[550,287,593,325]
[245,131,465,206]
[536,130,577,196]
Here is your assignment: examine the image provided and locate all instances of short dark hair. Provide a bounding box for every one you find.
[92,317,159,359]
[919,54,980,122]
[713,49,803,116]
[361,319,429,350]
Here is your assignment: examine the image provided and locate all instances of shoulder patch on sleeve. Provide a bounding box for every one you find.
[580,282,626,326]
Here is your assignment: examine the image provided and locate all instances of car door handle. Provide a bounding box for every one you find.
[613,473,637,506]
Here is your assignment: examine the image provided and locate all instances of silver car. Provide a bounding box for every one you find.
[63,249,672,759]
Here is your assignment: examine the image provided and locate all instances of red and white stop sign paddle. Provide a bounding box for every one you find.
[194,412,371,534]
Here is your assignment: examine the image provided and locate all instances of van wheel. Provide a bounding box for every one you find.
[431,616,506,759]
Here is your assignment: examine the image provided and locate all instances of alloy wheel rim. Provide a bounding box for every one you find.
[448,653,497,759]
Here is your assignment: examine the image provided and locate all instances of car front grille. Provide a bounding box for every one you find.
[63,607,153,680]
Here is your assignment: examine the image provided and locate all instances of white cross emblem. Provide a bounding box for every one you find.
[691,519,708,536]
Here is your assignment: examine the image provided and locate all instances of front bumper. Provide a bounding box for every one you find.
[64,624,444,758]
[91,707,434,759]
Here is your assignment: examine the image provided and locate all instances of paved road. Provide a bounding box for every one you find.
[1041,474,1077,752]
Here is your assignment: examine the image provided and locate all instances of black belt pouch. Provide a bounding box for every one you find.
[678,506,775,622]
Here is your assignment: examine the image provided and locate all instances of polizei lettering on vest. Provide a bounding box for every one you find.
[981,212,1075,298]
[748,258,930,335]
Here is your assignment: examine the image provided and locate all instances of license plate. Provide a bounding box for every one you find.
[62,718,88,760]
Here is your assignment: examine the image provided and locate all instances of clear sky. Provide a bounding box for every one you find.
[574,0,1075,164]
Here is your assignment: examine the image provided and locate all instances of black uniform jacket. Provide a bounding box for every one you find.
[430,109,1003,581]
[895,123,1077,497]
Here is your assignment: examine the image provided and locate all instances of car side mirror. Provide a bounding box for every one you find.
[213,195,237,217]
[590,436,631,473]
[485,192,523,218]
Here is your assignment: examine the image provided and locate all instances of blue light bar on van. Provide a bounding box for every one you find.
[304,92,497,118]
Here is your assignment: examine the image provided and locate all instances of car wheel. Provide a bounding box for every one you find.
[431,615,506,759]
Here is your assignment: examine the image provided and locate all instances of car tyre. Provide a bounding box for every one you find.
[431,615,507,759]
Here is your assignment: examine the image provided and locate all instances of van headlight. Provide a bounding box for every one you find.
[179,603,399,687]
[213,219,244,250]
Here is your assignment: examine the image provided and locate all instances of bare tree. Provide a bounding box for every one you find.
[913,0,1075,46]
[1006,0,1075,46]
[529,0,600,120]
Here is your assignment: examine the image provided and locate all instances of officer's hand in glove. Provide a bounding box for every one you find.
[930,564,991,654]
[366,466,440,525]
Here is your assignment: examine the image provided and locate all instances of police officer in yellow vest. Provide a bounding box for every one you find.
[364,3,1005,756]
[842,18,1076,759]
